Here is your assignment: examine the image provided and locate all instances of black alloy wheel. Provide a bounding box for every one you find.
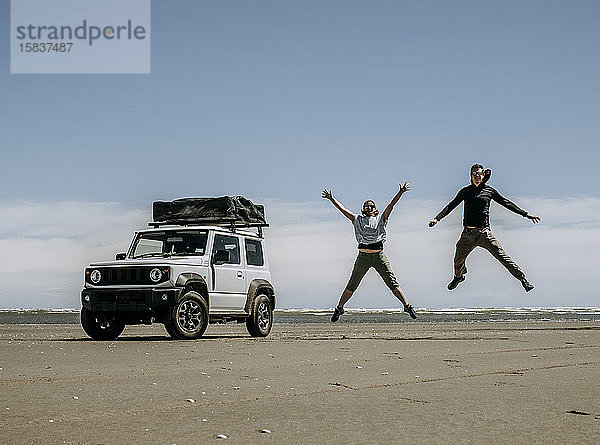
[165,291,209,340]
[246,294,273,337]
[81,307,125,340]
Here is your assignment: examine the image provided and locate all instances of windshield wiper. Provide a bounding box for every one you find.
[134,252,170,259]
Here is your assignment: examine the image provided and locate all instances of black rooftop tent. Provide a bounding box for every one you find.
[151,196,268,232]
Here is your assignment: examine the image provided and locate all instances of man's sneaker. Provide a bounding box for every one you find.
[404,304,417,319]
[447,275,465,290]
[521,279,534,292]
[331,306,345,322]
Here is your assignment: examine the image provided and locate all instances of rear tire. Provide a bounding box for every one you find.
[81,307,125,340]
[165,291,208,339]
[246,294,273,337]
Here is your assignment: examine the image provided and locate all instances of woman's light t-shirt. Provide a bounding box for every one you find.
[352,214,387,244]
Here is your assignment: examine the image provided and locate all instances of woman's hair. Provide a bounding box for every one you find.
[362,200,379,216]
[470,164,492,184]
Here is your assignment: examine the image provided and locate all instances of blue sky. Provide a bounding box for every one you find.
[1,1,599,308]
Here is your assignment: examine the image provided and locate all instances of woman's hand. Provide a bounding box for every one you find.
[400,182,412,194]
[428,219,438,227]
[322,189,333,200]
[526,214,540,223]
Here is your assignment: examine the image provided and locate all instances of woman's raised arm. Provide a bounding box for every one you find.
[382,182,411,221]
[322,189,354,222]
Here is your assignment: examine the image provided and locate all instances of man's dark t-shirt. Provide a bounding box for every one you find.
[435,184,527,228]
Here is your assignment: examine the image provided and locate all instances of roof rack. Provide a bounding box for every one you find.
[147,219,269,237]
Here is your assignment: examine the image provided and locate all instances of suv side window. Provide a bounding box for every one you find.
[245,239,264,266]
[212,234,240,264]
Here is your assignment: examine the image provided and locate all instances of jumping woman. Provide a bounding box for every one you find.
[428,164,540,291]
[322,183,418,322]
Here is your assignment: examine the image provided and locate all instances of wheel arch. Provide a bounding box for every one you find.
[245,279,275,314]
[175,273,209,307]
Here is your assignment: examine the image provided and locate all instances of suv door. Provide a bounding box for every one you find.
[210,233,246,311]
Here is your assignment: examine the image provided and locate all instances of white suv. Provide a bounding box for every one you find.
[81,222,275,340]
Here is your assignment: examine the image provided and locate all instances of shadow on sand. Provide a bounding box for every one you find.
[60,334,251,342]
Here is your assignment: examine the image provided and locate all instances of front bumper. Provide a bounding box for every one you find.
[81,287,180,314]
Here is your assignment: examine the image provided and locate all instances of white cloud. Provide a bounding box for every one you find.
[0,201,147,308]
[0,197,598,309]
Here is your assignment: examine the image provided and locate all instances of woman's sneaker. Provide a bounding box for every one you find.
[331,306,345,322]
[404,304,417,319]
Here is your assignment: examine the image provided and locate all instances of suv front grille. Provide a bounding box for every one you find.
[85,266,170,285]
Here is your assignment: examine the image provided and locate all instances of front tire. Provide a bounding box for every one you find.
[165,291,208,339]
[81,308,125,340]
[246,294,273,337]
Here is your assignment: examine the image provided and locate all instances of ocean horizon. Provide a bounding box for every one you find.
[1,307,599,324]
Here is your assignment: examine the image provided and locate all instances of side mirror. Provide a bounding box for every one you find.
[213,249,230,265]
[116,253,127,260]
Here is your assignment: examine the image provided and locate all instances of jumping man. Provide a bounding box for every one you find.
[322,183,418,322]
[428,164,540,291]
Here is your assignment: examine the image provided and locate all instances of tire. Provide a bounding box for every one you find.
[165,291,208,340]
[81,307,125,340]
[246,294,273,337]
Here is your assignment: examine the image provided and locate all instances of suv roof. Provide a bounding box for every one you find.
[138,225,265,239]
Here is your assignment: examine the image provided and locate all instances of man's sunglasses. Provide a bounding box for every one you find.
[471,171,485,177]
[363,204,375,208]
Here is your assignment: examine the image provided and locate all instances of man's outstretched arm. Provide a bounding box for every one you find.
[492,190,541,223]
[382,182,411,221]
[322,189,354,222]
[429,190,464,227]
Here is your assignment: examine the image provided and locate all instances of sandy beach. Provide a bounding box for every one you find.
[1,321,599,444]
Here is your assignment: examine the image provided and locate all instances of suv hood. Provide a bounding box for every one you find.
[88,257,205,267]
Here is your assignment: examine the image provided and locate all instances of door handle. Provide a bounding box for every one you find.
[237,271,243,278]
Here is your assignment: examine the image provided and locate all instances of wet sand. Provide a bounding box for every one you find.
[1,321,599,444]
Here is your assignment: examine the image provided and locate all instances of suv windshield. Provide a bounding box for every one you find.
[132,230,208,258]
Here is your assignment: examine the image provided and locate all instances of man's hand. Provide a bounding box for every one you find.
[428,219,438,227]
[526,214,540,224]
[400,182,412,194]
[322,189,333,201]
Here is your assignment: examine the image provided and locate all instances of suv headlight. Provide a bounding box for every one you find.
[90,269,102,284]
[149,268,162,283]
